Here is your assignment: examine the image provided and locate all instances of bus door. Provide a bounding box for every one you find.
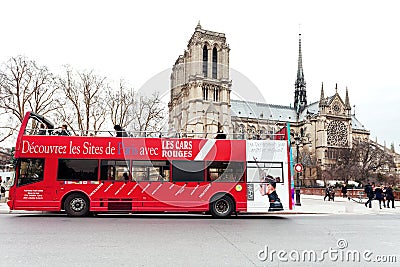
[14,158,56,210]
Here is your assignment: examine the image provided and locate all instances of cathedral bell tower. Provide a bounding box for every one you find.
[294,33,307,115]
[168,22,232,137]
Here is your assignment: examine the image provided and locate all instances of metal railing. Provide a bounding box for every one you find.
[25,128,287,140]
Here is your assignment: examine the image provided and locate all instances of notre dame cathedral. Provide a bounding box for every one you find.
[168,22,370,185]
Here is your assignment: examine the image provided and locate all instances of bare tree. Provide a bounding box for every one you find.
[106,80,167,136]
[329,147,359,184]
[325,139,395,185]
[106,80,136,129]
[131,91,166,135]
[353,139,394,183]
[0,56,60,141]
[300,149,318,186]
[56,66,108,136]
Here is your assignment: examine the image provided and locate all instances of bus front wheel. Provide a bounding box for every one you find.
[64,193,90,217]
[210,195,234,218]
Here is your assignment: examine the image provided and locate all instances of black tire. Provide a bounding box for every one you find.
[64,193,90,217]
[210,195,234,218]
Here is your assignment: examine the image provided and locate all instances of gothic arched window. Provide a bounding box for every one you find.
[248,125,256,140]
[212,47,217,79]
[202,85,208,100]
[260,127,267,140]
[203,45,208,77]
[238,124,245,139]
[213,88,219,102]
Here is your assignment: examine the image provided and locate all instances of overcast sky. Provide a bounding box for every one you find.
[1,0,399,150]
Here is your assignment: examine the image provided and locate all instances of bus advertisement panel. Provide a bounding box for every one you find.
[17,136,245,161]
[246,140,291,212]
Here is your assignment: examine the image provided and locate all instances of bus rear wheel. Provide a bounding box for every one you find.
[64,193,90,217]
[210,195,234,218]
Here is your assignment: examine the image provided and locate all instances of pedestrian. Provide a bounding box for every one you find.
[0,176,3,201]
[114,125,128,137]
[341,183,348,198]
[374,184,385,209]
[364,182,374,208]
[329,186,335,201]
[323,185,330,201]
[0,185,4,200]
[385,185,395,209]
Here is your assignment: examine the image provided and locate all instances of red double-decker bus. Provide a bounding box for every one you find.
[7,112,294,218]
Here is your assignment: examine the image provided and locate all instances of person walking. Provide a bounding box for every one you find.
[323,185,330,201]
[374,184,385,209]
[364,182,374,208]
[385,185,395,209]
[329,186,335,201]
[341,183,348,198]
[0,176,3,201]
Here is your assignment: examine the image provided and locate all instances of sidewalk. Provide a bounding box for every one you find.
[289,194,400,215]
[0,200,10,214]
[1,195,399,215]
[0,200,45,215]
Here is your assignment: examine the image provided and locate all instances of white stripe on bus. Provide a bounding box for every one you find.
[141,183,150,193]
[194,139,216,160]
[127,184,139,196]
[103,184,113,193]
[175,183,186,196]
[89,183,104,197]
[190,184,199,195]
[114,183,126,196]
[152,184,163,195]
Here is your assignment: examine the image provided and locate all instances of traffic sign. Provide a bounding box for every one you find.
[294,163,303,173]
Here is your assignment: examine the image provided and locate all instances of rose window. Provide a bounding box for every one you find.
[327,121,348,146]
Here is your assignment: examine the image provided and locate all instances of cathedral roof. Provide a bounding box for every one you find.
[298,100,320,120]
[231,97,367,130]
[351,115,367,130]
[230,100,297,122]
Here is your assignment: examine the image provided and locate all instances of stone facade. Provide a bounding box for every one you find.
[169,24,371,184]
[168,22,232,138]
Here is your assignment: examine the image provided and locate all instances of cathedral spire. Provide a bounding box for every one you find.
[319,82,327,107]
[297,34,305,83]
[345,86,351,109]
[294,33,307,114]
[196,21,202,30]
[320,82,325,100]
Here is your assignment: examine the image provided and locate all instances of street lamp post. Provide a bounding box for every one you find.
[292,130,310,206]
[295,138,301,206]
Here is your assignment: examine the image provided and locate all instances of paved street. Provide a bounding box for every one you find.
[0,196,399,267]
